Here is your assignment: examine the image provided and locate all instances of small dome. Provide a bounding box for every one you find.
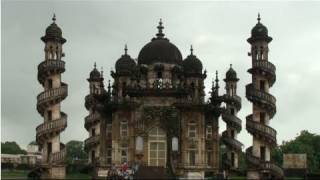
[248,14,272,43]
[225,64,239,82]
[138,19,183,65]
[41,14,66,44]
[183,46,203,74]
[89,63,102,81]
[115,45,136,74]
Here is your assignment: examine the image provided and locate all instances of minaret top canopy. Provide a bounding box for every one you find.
[41,14,66,44]
[88,62,102,82]
[247,14,272,44]
[115,45,136,74]
[183,45,203,74]
[138,19,183,65]
[224,64,239,82]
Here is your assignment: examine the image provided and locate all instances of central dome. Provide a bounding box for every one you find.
[138,20,182,65]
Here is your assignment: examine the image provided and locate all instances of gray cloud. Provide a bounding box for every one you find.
[2,1,320,149]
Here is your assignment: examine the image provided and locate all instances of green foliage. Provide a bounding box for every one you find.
[66,140,88,164]
[272,130,320,173]
[1,141,27,155]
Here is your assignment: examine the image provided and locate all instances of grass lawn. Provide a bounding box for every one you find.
[1,170,29,179]
[1,170,90,179]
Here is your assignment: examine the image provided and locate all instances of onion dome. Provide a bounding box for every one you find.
[88,62,102,81]
[224,64,239,82]
[247,13,272,44]
[138,19,182,65]
[183,45,203,74]
[41,14,66,44]
[115,45,136,74]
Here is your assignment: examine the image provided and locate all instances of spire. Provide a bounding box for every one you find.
[124,44,128,55]
[156,18,165,38]
[100,67,104,78]
[230,64,233,69]
[215,70,220,94]
[257,13,261,23]
[52,13,56,23]
[107,80,111,94]
[190,45,194,55]
[94,62,97,69]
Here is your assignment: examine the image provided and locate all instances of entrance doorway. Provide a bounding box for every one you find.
[148,127,166,167]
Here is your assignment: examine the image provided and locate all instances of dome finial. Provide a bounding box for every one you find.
[156,18,165,38]
[52,13,56,22]
[257,13,261,23]
[124,44,128,55]
[230,64,232,68]
[190,45,194,55]
[94,62,97,69]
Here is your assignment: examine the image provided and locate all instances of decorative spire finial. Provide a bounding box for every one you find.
[108,80,111,93]
[94,62,97,69]
[190,45,193,55]
[100,67,104,77]
[52,13,56,22]
[230,64,232,68]
[156,18,165,38]
[124,44,128,55]
[215,70,219,89]
[257,13,261,23]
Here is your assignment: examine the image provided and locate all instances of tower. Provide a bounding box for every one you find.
[84,63,104,164]
[245,14,283,179]
[221,65,242,174]
[36,14,67,179]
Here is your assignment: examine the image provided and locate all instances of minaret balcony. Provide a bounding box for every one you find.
[246,115,277,145]
[36,113,67,143]
[37,84,68,115]
[84,113,100,130]
[84,135,100,152]
[222,94,242,110]
[49,148,66,164]
[261,161,284,178]
[248,60,276,86]
[246,84,276,117]
[37,59,65,84]
[221,112,242,131]
[221,131,243,152]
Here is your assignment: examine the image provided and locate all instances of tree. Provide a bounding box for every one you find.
[66,140,88,163]
[1,141,27,154]
[272,130,320,173]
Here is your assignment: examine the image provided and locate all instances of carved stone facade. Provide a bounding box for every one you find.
[84,20,240,179]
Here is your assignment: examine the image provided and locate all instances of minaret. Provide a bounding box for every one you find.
[84,63,104,164]
[36,14,67,179]
[221,64,242,174]
[246,14,283,179]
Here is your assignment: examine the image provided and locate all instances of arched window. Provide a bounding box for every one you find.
[148,127,166,167]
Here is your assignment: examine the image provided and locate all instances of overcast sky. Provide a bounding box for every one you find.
[2,1,320,150]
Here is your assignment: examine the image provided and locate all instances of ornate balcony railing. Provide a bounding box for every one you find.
[246,115,277,145]
[222,94,241,110]
[84,135,100,150]
[37,84,68,114]
[84,113,100,130]
[221,131,243,151]
[49,148,66,164]
[262,161,284,178]
[252,60,275,74]
[37,60,65,84]
[221,113,242,131]
[36,113,67,141]
[246,84,276,117]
